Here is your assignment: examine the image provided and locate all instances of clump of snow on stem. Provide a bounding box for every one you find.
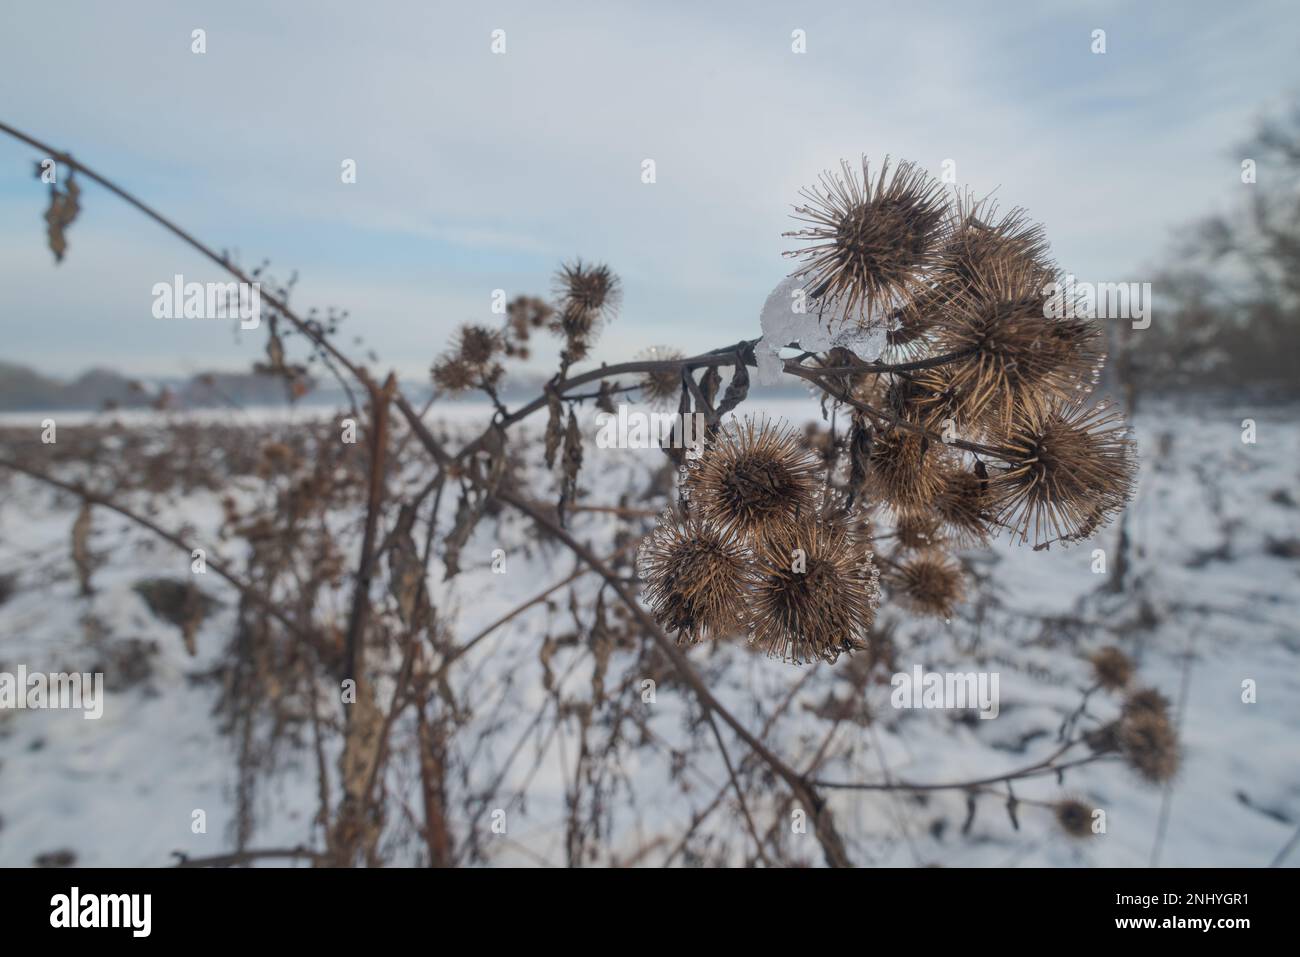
[756,275,887,386]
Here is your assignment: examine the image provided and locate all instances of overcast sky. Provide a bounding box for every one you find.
[1,0,1297,379]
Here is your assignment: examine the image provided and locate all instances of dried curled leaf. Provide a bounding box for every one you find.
[595,380,617,415]
[440,488,476,580]
[71,501,94,596]
[441,448,507,580]
[544,387,563,470]
[589,590,613,705]
[664,378,691,467]
[266,330,286,372]
[715,358,749,418]
[845,419,872,507]
[558,408,583,524]
[700,366,722,407]
[539,634,560,693]
[43,171,81,263]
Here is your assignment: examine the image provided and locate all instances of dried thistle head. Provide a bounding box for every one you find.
[933,465,996,546]
[1083,721,1122,755]
[1119,709,1180,784]
[454,324,503,366]
[864,427,951,514]
[785,156,949,326]
[1052,798,1096,839]
[506,295,553,333]
[1090,646,1135,691]
[431,355,477,394]
[936,195,1054,293]
[504,296,553,355]
[746,512,881,664]
[889,553,965,619]
[551,260,621,344]
[432,323,504,394]
[888,366,970,433]
[686,417,822,540]
[637,511,752,644]
[990,399,1137,547]
[801,419,838,467]
[556,259,619,315]
[1123,686,1171,719]
[884,299,938,355]
[930,261,1103,429]
[891,513,945,552]
[636,346,685,407]
[885,197,1053,351]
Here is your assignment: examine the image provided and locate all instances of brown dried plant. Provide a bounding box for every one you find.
[862,427,952,515]
[785,156,949,325]
[990,399,1137,547]
[636,346,685,407]
[932,466,996,547]
[550,259,621,366]
[935,195,1054,295]
[746,509,881,664]
[0,122,1163,868]
[928,261,1103,430]
[887,553,966,620]
[684,417,822,540]
[637,510,752,643]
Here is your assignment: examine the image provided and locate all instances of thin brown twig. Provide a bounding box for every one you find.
[702,707,772,866]
[811,744,1112,793]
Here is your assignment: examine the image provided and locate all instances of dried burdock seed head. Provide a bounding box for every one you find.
[747,511,881,664]
[431,355,477,394]
[1053,798,1096,839]
[1119,709,1181,784]
[785,156,949,327]
[551,259,621,347]
[892,513,945,552]
[556,259,620,316]
[884,299,939,356]
[1122,686,1171,719]
[686,417,822,540]
[801,418,838,462]
[506,294,553,335]
[933,465,996,546]
[890,367,971,433]
[561,333,593,364]
[636,511,751,644]
[890,553,965,619]
[637,346,685,407]
[1090,646,1135,691]
[479,361,505,391]
[990,399,1137,547]
[936,195,1054,293]
[930,261,1103,429]
[1083,721,1122,754]
[865,427,951,514]
[890,196,1053,349]
[455,324,502,367]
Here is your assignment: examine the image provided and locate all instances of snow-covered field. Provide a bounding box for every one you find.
[1,396,1297,867]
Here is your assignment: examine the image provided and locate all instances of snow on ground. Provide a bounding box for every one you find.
[0,395,1297,866]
